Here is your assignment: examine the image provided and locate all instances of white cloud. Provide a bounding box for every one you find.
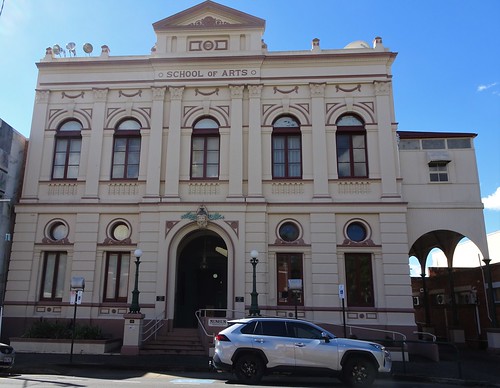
[477,82,498,92]
[409,263,420,277]
[409,256,428,277]
[482,187,500,210]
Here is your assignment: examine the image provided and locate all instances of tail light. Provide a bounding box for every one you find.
[215,334,231,342]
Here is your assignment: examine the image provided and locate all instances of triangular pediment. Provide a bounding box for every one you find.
[153,0,265,31]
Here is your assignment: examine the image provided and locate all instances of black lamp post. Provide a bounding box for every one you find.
[129,249,142,314]
[249,250,260,316]
[483,258,498,328]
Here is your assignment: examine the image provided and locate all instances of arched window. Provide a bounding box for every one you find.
[111,119,141,179]
[336,114,368,178]
[272,116,302,179]
[52,119,82,180]
[190,117,220,179]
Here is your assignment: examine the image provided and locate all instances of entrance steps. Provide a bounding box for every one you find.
[140,328,207,355]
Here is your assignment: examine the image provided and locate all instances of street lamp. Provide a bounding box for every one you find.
[0,198,12,339]
[249,250,260,316]
[483,258,498,328]
[129,249,142,314]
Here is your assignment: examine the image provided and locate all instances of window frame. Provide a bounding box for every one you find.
[272,116,302,179]
[111,119,142,180]
[493,287,500,303]
[254,320,288,337]
[48,221,69,241]
[345,252,374,307]
[40,251,66,301]
[336,115,368,178]
[103,251,131,303]
[51,120,82,180]
[345,220,369,243]
[277,253,304,306]
[287,321,326,339]
[111,222,131,241]
[428,161,449,182]
[278,221,301,243]
[190,117,220,179]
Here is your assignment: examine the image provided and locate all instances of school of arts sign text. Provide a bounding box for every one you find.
[157,68,259,79]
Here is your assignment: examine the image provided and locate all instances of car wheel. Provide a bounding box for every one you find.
[341,356,376,387]
[234,353,265,384]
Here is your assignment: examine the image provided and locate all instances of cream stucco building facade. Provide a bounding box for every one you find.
[2,1,490,343]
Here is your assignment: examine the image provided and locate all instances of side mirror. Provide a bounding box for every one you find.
[321,332,330,343]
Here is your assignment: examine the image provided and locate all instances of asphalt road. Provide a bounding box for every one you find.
[0,371,471,388]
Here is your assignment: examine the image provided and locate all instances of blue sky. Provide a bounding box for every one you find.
[1,0,499,234]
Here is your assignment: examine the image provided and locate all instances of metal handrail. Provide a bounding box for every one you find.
[195,308,246,338]
[195,310,213,338]
[142,310,166,342]
[328,322,407,342]
[194,308,406,343]
[413,331,437,342]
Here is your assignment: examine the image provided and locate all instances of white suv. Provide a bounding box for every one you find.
[213,317,391,386]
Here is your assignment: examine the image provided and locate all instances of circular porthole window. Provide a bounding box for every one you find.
[48,221,68,241]
[110,222,130,241]
[345,221,368,242]
[278,221,301,242]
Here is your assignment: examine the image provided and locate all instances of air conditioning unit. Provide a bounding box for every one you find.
[412,296,420,306]
[464,292,477,305]
[276,311,296,318]
[436,294,445,305]
[277,310,305,319]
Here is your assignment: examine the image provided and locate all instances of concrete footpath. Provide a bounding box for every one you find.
[4,349,500,386]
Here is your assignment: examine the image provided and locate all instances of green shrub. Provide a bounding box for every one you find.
[22,319,104,340]
[23,320,71,339]
[74,324,103,340]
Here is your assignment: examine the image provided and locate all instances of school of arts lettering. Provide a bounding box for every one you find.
[164,69,251,79]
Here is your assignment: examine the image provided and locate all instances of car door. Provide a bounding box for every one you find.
[248,320,296,368]
[287,321,339,370]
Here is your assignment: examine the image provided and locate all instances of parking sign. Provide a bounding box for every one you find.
[339,284,345,299]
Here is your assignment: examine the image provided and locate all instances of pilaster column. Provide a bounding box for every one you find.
[309,83,329,199]
[84,88,108,199]
[145,87,166,198]
[374,81,399,198]
[121,312,145,355]
[247,85,263,199]
[23,90,50,200]
[163,87,184,199]
[228,85,244,199]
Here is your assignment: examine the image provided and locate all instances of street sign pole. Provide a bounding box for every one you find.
[69,277,85,363]
[342,298,346,338]
[339,284,346,338]
[70,292,78,363]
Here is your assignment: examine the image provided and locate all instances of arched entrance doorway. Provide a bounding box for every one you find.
[174,230,228,328]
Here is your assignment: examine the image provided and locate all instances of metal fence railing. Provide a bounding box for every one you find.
[384,339,462,379]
